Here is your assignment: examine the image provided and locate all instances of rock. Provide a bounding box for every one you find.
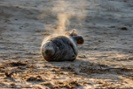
[120,27,128,30]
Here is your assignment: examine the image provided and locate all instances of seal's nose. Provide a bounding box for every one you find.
[42,41,55,56]
[44,46,55,56]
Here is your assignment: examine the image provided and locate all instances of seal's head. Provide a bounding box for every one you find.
[41,41,56,61]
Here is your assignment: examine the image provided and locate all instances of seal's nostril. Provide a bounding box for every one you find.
[72,55,75,58]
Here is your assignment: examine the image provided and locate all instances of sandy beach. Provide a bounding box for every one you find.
[0,0,133,88]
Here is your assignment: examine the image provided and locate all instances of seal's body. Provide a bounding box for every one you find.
[41,30,84,62]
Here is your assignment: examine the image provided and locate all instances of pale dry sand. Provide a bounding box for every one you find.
[0,0,133,88]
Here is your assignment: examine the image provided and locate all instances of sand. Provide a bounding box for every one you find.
[0,0,133,88]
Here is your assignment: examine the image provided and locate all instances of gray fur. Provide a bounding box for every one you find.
[41,36,78,62]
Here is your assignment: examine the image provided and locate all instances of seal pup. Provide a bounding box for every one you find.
[41,30,84,62]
